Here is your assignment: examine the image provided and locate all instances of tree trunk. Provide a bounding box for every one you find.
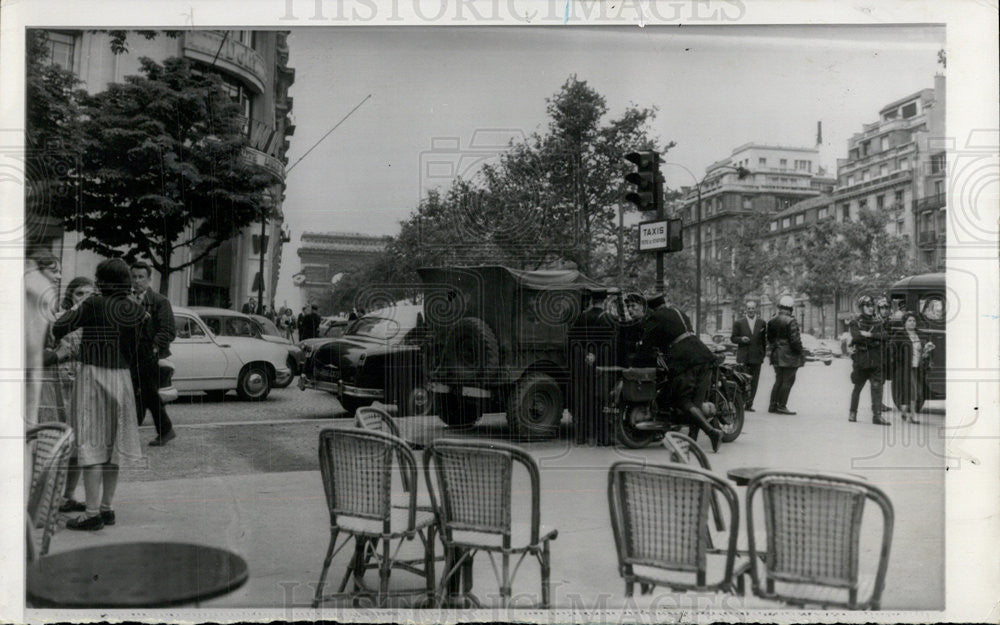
[158,266,171,296]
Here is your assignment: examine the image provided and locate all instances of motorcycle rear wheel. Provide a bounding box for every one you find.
[615,404,664,449]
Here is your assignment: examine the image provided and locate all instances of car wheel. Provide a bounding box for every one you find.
[237,364,271,401]
[338,396,371,418]
[437,393,482,428]
[506,372,563,439]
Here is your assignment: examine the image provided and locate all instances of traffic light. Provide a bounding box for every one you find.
[625,150,661,213]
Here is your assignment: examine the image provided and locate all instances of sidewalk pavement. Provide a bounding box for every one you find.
[45,361,946,612]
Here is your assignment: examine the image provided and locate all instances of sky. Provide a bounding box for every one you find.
[274,24,944,306]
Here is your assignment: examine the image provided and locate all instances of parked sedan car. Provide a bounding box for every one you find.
[800,333,833,365]
[171,306,292,400]
[190,307,304,389]
[299,304,431,417]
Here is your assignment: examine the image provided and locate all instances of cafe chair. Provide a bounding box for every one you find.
[355,405,425,450]
[662,433,726,535]
[26,423,74,559]
[741,470,894,610]
[423,439,559,608]
[313,429,437,608]
[608,461,740,596]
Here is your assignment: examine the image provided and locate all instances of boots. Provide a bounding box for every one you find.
[687,406,723,453]
[848,411,857,422]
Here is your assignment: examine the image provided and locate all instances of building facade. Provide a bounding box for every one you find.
[678,143,836,334]
[31,30,294,310]
[295,232,391,314]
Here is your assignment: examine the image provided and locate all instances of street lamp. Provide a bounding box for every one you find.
[665,162,751,333]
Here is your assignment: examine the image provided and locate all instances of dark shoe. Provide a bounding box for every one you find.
[767,406,779,414]
[100,509,116,526]
[904,414,921,424]
[59,498,86,513]
[873,415,892,426]
[881,404,893,412]
[66,514,104,531]
[745,405,755,412]
[775,407,797,415]
[148,429,177,446]
[708,428,723,453]
[848,411,858,423]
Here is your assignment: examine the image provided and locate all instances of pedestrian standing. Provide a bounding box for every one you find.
[131,262,178,446]
[568,288,616,445]
[848,295,891,425]
[875,296,895,413]
[730,300,767,411]
[42,277,95,512]
[305,305,322,340]
[25,249,62,427]
[241,297,257,315]
[297,305,312,340]
[888,311,934,424]
[766,295,804,415]
[53,258,146,530]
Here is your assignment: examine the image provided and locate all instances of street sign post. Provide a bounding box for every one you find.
[638,218,683,253]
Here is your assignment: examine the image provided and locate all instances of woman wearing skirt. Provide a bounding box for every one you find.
[53,259,148,531]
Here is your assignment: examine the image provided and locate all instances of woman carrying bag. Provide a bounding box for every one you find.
[888,311,934,424]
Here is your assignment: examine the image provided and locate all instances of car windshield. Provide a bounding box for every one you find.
[347,307,421,342]
[252,315,281,337]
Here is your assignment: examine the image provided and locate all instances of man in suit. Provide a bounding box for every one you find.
[241,297,257,315]
[297,305,312,340]
[730,300,767,411]
[766,295,805,415]
[131,262,177,445]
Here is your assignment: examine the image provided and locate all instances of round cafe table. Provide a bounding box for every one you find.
[27,542,248,608]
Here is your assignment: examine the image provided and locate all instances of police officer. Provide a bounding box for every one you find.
[634,297,722,452]
[875,296,895,413]
[766,295,804,415]
[848,295,891,425]
[568,287,616,445]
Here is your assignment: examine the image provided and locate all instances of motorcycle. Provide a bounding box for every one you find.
[599,346,750,449]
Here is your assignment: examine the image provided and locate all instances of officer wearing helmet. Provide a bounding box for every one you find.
[766,295,804,414]
[848,294,890,425]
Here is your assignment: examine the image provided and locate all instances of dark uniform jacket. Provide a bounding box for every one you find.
[766,312,805,368]
[139,288,176,358]
[731,316,767,365]
[635,307,715,373]
[849,313,887,370]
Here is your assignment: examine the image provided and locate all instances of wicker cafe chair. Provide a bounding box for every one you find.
[742,470,894,610]
[662,433,726,536]
[26,423,74,559]
[423,439,559,608]
[608,462,740,596]
[355,405,425,450]
[312,429,437,608]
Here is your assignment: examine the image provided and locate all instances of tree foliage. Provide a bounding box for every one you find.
[61,57,279,293]
[329,75,671,311]
[704,208,778,312]
[839,207,922,294]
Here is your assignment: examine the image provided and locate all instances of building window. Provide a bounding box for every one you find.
[899,158,909,170]
[894,190,904,207]
[930,153,946,174]
[794,160,811,171]
[770,221,778,232]
[758,157,767,167]
[879,164,888,177]
[880,136,889,151]
[876,195,885,210]
[846,175,854,186]
[782,217,791,228]
[46,32,76,70]
[861,169,870,181]
[861,141,870,157]
[841,204,850,220]
[817,207,828,220]
[780,158,787,168]
[742,196,752,210]
[795,214,804,225]
[934,180,944,196]
[901,102,918,118]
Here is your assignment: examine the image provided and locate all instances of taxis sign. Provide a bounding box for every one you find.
[639,219,683,253]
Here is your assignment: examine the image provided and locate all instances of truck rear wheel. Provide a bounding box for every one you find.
[506,372,563,439]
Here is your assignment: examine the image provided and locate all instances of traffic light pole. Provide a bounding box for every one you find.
[655,169,665,294]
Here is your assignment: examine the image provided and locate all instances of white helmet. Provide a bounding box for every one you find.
[778,295,795,310]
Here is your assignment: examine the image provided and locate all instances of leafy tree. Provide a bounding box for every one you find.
[62,57,279,294]
[840,207,919,295]
[792,218,852,336]
[704,208,777,318]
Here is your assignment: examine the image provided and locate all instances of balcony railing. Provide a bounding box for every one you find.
[834,168,912,198]
[913,192,946,212]
[918,230,938,245]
